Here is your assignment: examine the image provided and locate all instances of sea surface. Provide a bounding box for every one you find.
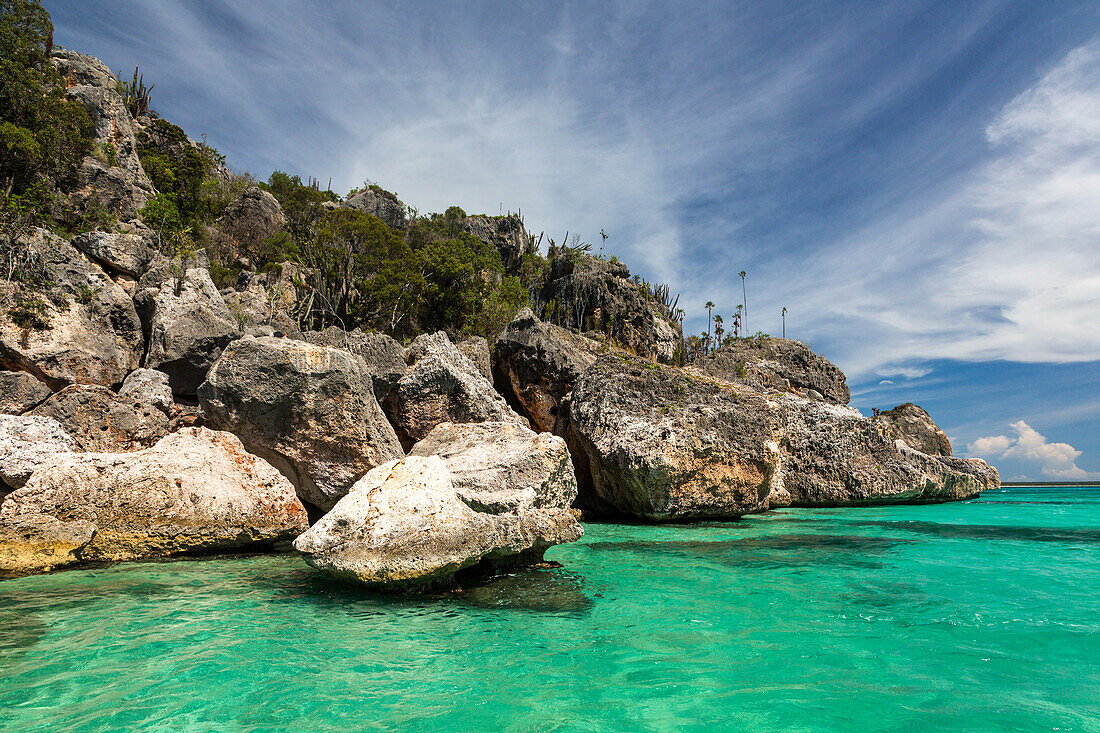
[1,486,1098,732]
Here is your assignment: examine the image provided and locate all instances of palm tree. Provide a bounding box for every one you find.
[713,315,723,353]
[738,271,747,334]
[705,301,715,353]
[781,307,787,339]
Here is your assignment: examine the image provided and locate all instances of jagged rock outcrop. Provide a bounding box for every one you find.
[492,308,606,433]
[138,258,241,396]
[52,50,153,223]
[0,415,76,491]
[535,254,682,364]
[294,454,583,590]
[693,337,850,405]
[198,336,403,510]
[874,403,952,456]
[456,336,491,380]
[344,186,407,230]
[0,229,143,389]
[221,263,303,336]
[463,214,534,272]
[562,353,998,520]
[0,371,52,415]
[384,332,527,449]
[409,421,580,514]
[216,187,287,257]
[70,228,156,279]
[29,384,168,453]
[562,355,781,519]
[301,326,407,403]
[118,368,174,416]
[0,428,309,574]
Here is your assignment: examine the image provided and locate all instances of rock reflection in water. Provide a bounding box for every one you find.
[459,567,592,613]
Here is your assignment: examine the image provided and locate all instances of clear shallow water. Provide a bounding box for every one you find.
[1,486,1098,732]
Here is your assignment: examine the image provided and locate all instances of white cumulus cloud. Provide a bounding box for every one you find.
[967,420,1099,479]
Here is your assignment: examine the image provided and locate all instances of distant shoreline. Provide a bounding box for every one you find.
[1001,482,1100,487]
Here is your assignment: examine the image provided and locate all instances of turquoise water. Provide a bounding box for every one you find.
[1,486,1098,732]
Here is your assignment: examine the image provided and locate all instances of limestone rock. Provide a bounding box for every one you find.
[29,384,168,453]
[0,428,309,572]
[492,308,605,432]
[385,331,526,449]
[409,421,580,514]
[70,229,155,279]
[0,415,77,490]
[874,403,952,457]
[0,229,143,389]
[300,326,407,403]
[293,455,582,590]
[0,371,52,415]
[141,262,241,396]
[693,337,850,405]
[52,49,116,89]
[118,368,174,416]
[344,186,407,230]
[0,515,96,576]
[198,336,403,509]
[216,187,287,257]
[562,354,781,520]
[456,336,492,380]
[463,214,534,272]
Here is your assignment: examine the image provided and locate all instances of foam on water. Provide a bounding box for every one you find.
[1,486,1098,732]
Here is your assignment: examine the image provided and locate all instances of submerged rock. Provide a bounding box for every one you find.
[294,455,582,591]
[873,403,952,456]
[0,428,309,574]
[0,371,53,415]
[29,384,168,453]
[384,331,526,449]
[198,336,403,510]
[693,336,850,405]
[0,415,77,491]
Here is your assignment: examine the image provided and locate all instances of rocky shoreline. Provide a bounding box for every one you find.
[0,44,999,590]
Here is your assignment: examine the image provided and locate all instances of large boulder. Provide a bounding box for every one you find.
[562,355,781,520]
[29,384,168,453]
[221,263,304,337]
[0,515,96,576]
[693,337,850,405]
[139,259,241,396]
[344,186,407,230]
[384,332,527,449]
[492,308,605,433]
[0,428,309,574]
[300,326,407,403]
[198,336,403,510]
[216,187,287,258]
[776,396,996,505]
[409,421,580,514]
[562,353,999,520]
[0,415,76,491]
[535,253,682,364]
[462,214,535,272]
[293,455,583,590]
[0,229,143,389]
[874,403,952,456]
[70,228,156,279]
[456,337,492,381]
[0,371,52,415]
[118,368,174,415]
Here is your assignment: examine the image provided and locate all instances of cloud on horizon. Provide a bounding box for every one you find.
[967,420,1099,480]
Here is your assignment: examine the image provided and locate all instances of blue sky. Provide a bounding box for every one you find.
[48,1,1100,480]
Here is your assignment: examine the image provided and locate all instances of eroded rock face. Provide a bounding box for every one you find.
[216,187,287,257]
[492,308,604,433]
[344,187,407,230]
[562,355,780,520]
[118,368,174,416]
[29,384,168,453]
[198,336,403,510]
[456,337,491,380]
[0,428,309,573]
[535,254,682,364]
[141,261,241,396]
[874,403,952,456]
[384,332,526,449]
[221,263,303,337]
[293,455,582,590]
[409,421,580,514]
[300,327,407,403]
[463,214,534,272]
[0,371,52,415]
[0,230,143,389]
[70,229,155,279]
[563,353,999,520]
[0,415,76,490]
[693,337,850,405]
